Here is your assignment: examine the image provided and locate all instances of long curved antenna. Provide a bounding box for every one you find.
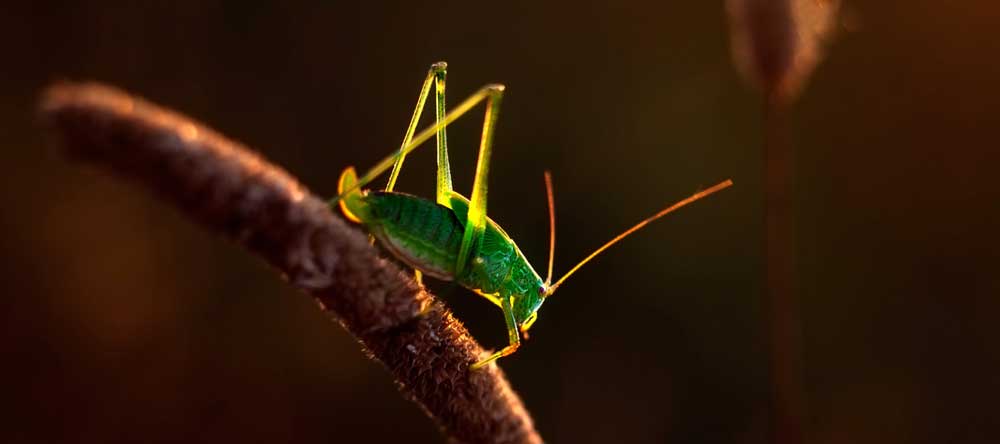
[544,171,556,286]
[545,179,734,296]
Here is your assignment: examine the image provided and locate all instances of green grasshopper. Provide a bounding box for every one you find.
[333,62,732,369]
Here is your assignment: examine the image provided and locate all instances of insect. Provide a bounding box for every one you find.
[332,62,733,369]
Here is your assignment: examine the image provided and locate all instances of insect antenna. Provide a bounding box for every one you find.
[544,179,734,296]
[544,171,556,286]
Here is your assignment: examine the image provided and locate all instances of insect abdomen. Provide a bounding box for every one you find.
[360,191,532,296]
[366,192,464,279]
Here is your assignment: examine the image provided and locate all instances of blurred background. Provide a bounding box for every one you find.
[2,1,998,443]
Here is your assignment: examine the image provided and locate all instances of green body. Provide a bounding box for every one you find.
[333,62,536,369]
[340,181,545,326]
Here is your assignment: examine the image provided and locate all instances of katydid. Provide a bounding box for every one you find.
[332,62,733,369]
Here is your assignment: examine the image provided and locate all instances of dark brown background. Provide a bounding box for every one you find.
[2,1,998,443]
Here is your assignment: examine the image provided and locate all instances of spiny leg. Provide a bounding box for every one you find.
[455,85,505,276]
[385,62,448,192]
[471,295,521,370]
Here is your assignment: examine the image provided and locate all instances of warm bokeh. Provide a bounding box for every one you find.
[1,1,997,443]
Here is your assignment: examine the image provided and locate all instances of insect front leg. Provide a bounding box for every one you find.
[471,295,521,370]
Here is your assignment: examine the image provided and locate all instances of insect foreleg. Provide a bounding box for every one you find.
[470,295,521,370]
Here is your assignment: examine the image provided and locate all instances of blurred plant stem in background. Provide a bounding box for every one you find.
[726,0,840,442]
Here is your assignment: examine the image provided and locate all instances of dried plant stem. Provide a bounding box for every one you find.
[728,1,835,440]
[39,82,541,444]
[764,95,803,444]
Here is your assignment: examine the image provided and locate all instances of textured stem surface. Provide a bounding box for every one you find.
[39,82,541,444]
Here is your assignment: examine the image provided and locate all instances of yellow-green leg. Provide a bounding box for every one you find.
[331,66,507,285]
[471,295,521,370]
[327,66,512,369]
[383,63,449,284]
[385,62,448,193]
[454,85,505,275]
[337,84,506,202]
[432,63,453,206]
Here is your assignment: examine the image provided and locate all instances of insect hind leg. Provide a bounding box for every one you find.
[455,84,505,276]
[382,63,448,283]
[385,62,449,193]
[335,82,505,207]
